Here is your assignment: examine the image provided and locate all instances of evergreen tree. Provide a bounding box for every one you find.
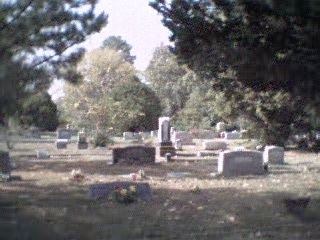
[0,0,107,116]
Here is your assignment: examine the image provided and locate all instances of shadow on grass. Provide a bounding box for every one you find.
[1,181,319,240]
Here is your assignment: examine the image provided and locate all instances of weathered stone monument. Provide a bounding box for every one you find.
[218,150,265,177]
[158,117,175,157]
[263,146,285,164]
[112,146,156,164]
[77,131,88,149]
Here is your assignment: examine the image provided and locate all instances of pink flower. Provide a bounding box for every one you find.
[130,173,138,180]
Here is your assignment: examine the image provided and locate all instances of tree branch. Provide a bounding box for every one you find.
[1,0,35,31]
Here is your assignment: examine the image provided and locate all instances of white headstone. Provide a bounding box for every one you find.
[263,146,285,164]
[218,150,264,177]
[216,122,226,133]
[175,139,183,150]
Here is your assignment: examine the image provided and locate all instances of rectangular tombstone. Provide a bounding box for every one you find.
[0,151,11,177]
[263,146,285,164]
[57,128,71,140]
[191,130,219,139]
[56,139,68,149]
[36,149,50,159]
[123,132,134,140]
[203,140,227,150]
[172,131,194,145]
[112,146,156,164]
[88,181,152,201]
[218,150,264,177]
[175,139,183,150]
[224,131,241,140]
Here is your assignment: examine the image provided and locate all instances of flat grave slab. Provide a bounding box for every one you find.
[88,181,152,201]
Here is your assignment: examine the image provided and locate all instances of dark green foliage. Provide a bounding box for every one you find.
[150,0,319,145]
[92,131,109,148]
[102,36,136,64]
[0,0,107,115]
[19,92,59,131]
[110,76,162,132]
[150,0,319,106]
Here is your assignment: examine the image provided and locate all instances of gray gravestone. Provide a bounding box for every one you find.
[123,132,134,140]
[158,117,175,157]
[56,139,68,149]
[218,150,264,177]
[263,146,285,164]
[57,128,72,140]
[112,146,156,164]
[203,140,227,150]
[77,131,88,149]
[172,131,194,145]
[88,181,152,201]
[224,131,241,140]
[0,151,11,177]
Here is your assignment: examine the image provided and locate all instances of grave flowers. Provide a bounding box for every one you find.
[113,185,137,204]
[70,168,85,181]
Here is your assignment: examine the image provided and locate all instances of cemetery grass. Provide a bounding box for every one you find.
[1,139,319,239]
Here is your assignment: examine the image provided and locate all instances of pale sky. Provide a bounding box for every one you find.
[49,0,171,99]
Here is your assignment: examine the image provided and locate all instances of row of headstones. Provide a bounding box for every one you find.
[56,128,88,149]
[110,145,284,177]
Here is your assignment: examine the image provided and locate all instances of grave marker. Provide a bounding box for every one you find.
[77,131,88,149]
[203,140,227,150]
[0,151,10,178]
[263,146,285,164]
[172,131,194,145]
[218,150,264,177]
[158,117,175,157]
[112,146,156,164]
[57,128,72,140]
[88,181,152,201]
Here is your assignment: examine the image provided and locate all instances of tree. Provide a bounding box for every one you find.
[145,45,195,116]
[109,76,162,132]
[61,48,136,130]
[102,36,136,64]
[61,46,162,133]
[19,92,59,131]
[1,0,107,116]
[150,0,319,145]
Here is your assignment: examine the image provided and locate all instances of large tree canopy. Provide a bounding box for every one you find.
[0,0,107,115]
[150,0,319,145]
[150,0,319,107]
